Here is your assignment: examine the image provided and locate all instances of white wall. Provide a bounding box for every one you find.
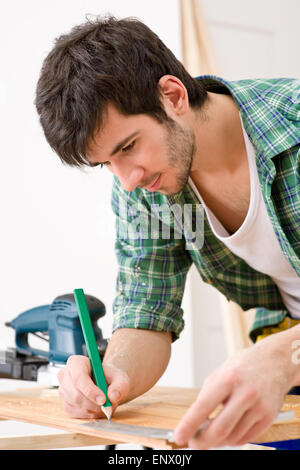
[0,0,195,387]
[201,0,300,79]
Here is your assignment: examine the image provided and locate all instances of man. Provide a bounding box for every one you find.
[35,16,300,449]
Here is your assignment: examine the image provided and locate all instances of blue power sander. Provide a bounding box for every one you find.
[0,293,108,387]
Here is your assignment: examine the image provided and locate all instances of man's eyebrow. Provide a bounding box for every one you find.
[88,131,140,167]
[110,131,140,156]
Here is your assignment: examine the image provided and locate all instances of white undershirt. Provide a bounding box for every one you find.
[189,116,300,318]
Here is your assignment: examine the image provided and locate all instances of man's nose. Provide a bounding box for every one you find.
[110,162,145,192]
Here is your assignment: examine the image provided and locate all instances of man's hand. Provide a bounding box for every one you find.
[174,326,300,449]
[57,328,172,419]
[57,355,130,418]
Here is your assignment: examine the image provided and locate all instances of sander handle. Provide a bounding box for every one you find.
[7,305,50,357]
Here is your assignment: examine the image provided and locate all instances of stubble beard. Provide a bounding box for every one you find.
[164,118,196,196]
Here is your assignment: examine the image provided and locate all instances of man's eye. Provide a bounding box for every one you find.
[122,141,135,153]
[100,162,109,168]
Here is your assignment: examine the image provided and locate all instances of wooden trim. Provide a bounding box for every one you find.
[0,432,119,450]
[180,0,218,75]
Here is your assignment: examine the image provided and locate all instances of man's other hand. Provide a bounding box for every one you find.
[174,327,300,449]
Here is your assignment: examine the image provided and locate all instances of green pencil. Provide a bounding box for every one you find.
[73,288,112,420]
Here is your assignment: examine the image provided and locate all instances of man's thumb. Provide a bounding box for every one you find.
[109,389,121,403]
[104,365,130,404]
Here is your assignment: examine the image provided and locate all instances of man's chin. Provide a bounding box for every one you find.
[155,175,189,197]
[161,185,186,197]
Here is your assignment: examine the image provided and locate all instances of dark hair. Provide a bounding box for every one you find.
[35,15,208,167]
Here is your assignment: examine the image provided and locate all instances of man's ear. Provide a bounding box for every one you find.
[158,75,189,116]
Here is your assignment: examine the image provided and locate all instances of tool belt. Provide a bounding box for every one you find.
[256,316,300,342]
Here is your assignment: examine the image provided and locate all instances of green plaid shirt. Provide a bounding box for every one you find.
[110,76,300,342]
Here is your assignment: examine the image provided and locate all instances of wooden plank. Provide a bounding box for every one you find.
[0,387,299,448]
[0,432,119,450]
[0,386,198,449]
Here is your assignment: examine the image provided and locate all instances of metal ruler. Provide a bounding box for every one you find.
[79,420,175,442]
[78,410,295,443]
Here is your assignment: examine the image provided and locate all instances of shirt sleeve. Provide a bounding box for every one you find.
[110,177,193,341]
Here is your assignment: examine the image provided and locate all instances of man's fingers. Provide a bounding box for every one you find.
[174,370,238,445]
[58,387,102,418]
[59,376,103,410]
[58,355,131,419]
[221,404,268,446]
[188,386,259,449]
[67,355,106,405]
[235,414,273,446]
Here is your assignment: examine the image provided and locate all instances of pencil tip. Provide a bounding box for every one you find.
[101,406,113,421]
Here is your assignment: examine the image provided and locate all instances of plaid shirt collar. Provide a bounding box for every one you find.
[195,75,300,163]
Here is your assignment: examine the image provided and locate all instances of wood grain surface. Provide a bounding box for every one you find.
[0,386,299,449]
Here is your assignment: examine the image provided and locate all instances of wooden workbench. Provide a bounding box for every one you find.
[0,386,299,450]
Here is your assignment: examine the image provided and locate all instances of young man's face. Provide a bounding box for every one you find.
[87,104,196,196]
